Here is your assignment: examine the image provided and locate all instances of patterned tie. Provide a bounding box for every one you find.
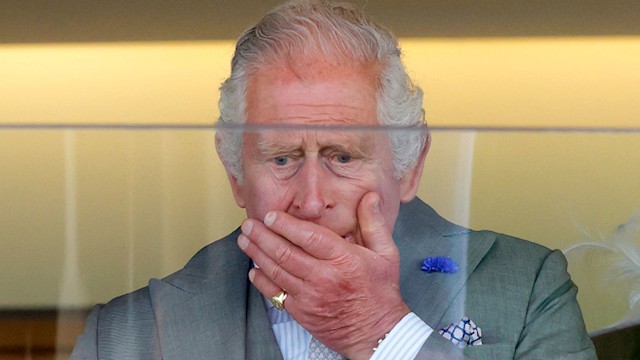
[308,337,344,360]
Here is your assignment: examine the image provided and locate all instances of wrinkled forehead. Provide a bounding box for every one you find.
[245,62,380,123]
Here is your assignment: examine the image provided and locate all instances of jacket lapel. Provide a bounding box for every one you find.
[395,199,496,329]
[246,282,285,360]
[148,231,282,359]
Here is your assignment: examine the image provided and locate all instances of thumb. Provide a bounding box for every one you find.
[357,192,397,257]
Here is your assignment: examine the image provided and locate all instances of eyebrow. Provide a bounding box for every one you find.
[256,140,302,155]
[255,134,374,158]
[318,142,370,158]
[320,131,376,155]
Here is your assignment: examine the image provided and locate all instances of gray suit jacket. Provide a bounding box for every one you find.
[71,198,596,359]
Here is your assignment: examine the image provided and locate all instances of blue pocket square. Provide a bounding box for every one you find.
[439,317,483,348]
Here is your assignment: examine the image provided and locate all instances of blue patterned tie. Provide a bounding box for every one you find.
[308,337,344,360]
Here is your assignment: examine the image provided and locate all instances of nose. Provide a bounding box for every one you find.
[289,158,333,220]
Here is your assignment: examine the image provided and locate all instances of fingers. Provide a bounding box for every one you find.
[238,219,310,290]
[248,267,292,306]
[357,192,397,257]
[262,211,347,260]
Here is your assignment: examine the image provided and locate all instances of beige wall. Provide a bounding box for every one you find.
[1,38,639,332]
[2,38,639,126]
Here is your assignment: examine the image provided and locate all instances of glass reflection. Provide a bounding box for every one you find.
[0,125,638,358]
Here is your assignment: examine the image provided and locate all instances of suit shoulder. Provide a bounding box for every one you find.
[471,229,572,293]
[101,285,154,319]
[94,286,161,357]
[98,286,156,332]
[483,230,553,261]
[78,230,244,358]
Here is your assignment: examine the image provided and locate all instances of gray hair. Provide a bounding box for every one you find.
[216,0,428,182]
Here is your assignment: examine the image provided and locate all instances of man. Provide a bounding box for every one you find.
[72,0,596,358]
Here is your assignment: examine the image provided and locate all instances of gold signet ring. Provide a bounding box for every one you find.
[270,291,288,311]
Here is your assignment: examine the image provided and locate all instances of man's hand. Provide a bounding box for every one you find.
[237,192,410,359]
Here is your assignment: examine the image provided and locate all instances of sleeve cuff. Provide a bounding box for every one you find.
[370,312,433,360]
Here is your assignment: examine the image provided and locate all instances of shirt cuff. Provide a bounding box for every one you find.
[369,312,433,360]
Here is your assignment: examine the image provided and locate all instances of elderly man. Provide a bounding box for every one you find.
[72,0,595,359]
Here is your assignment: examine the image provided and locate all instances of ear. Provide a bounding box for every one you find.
[215,134,246,208]
[228,174,246,209]
[399,135,430,203]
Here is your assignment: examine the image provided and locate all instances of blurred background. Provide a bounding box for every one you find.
[1,1,639,358]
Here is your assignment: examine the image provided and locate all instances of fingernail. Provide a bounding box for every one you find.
[241,220,253,235]
[237,234,249,250]
[264,212,276,227]
[248,268,255,282]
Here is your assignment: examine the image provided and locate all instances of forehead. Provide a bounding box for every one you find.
[245,61,380,126]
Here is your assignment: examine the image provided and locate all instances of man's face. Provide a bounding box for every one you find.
[228,61,422,244]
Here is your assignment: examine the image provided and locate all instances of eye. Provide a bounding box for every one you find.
[273,156,289,166]
[334,154,352,164]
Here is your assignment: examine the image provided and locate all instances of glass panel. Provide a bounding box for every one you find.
[1,125,639,357]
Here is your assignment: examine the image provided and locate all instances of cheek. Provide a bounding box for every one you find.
[242,172,295,219]
[381,197,401,231]
[341,173,402,208]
